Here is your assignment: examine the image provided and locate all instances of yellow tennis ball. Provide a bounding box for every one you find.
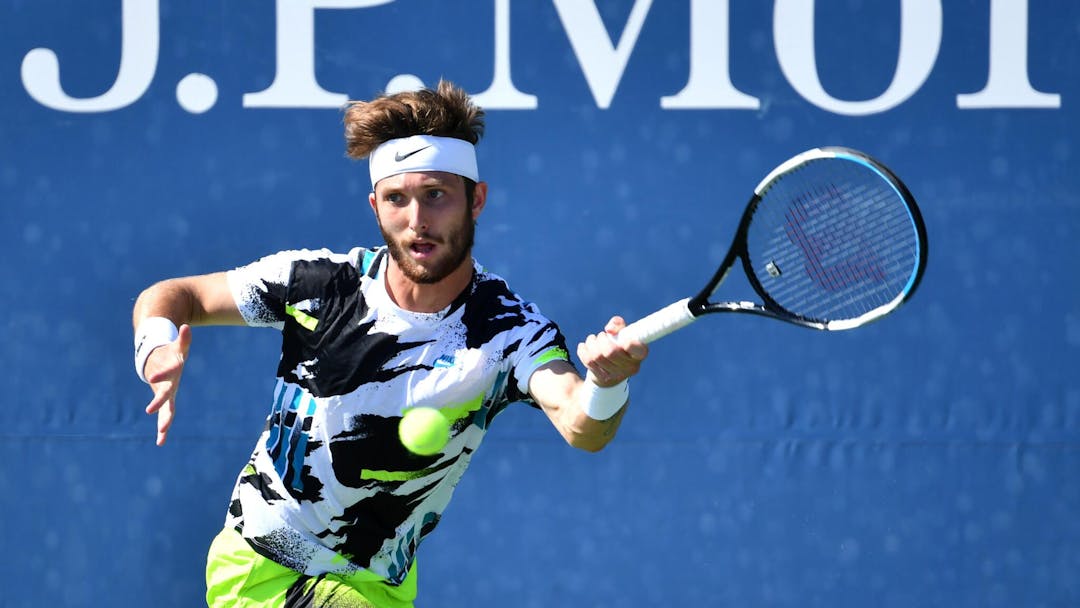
[398,407,450,456]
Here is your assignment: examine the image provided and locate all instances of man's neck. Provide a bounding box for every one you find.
[383,257,475,313]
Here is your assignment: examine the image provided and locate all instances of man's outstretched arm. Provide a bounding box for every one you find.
[131,272,245,445]
[528,316,648,452]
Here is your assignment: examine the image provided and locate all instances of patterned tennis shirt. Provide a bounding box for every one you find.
[222,246,570,585]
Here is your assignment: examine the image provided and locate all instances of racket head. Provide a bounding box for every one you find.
[695,147,928,330]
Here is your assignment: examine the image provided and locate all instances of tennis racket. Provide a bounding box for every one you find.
[621,147,927,343]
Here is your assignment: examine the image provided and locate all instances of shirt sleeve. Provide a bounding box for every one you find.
[509,304,573,400]
[225,248,361,328]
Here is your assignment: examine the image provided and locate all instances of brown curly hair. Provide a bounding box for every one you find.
[343,80,485,160]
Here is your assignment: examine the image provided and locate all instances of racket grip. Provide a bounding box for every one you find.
[620,298,697,344]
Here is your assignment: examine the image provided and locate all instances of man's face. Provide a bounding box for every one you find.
[369,171,483,285]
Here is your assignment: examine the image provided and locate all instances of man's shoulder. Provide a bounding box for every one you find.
[231,246,378,294]
[285,246,383,291]
[472,264,521,302]
[469,263,551,322]
[238,246,377,275]
[275,246,369,267]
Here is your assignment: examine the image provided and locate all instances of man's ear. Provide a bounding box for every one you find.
[471,181,488,220]
[368,190,378,214]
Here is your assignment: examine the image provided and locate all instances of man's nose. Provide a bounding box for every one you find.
[407,199,428,233]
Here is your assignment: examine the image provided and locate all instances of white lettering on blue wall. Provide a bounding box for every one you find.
[18,0,1062,114]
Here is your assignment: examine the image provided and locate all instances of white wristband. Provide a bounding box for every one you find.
[134,317,179,383]
[579,378,629,420]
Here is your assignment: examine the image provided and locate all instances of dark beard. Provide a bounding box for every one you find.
[380,208,475,285]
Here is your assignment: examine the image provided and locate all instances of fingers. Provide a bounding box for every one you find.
[146,377,178,446]
[143,330,190,446]
[578,317,649,387]
[578,346,621,386]
[619,336,648,362]
[176,323,193,357]
[604,316,627,335]
[146,376,177,446]
[145,383,170,414]
[156,400,174,446]
[601,316,648,359]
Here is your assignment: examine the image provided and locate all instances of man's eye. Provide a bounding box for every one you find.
[427,189,444,200]
[386,193,403,204]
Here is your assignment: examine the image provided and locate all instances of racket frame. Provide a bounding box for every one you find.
[621,147,928,343]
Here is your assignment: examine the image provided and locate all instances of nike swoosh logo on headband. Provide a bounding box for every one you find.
[395,146,432,162]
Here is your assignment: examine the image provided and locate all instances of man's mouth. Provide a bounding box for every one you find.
[409,241,436,258]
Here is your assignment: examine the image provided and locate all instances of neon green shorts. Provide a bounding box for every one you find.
[205,528,418,608]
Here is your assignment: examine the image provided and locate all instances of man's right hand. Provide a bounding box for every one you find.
[144,324,193,446]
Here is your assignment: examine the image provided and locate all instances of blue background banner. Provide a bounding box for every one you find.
[4,1,1078,606]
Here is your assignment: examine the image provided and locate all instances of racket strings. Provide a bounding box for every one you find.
[780,192,911,316]
[746,160,919,323]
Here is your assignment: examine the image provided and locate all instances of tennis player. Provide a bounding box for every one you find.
[132,80,648,607]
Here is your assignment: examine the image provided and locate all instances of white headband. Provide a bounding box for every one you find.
[368,135,479,188]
